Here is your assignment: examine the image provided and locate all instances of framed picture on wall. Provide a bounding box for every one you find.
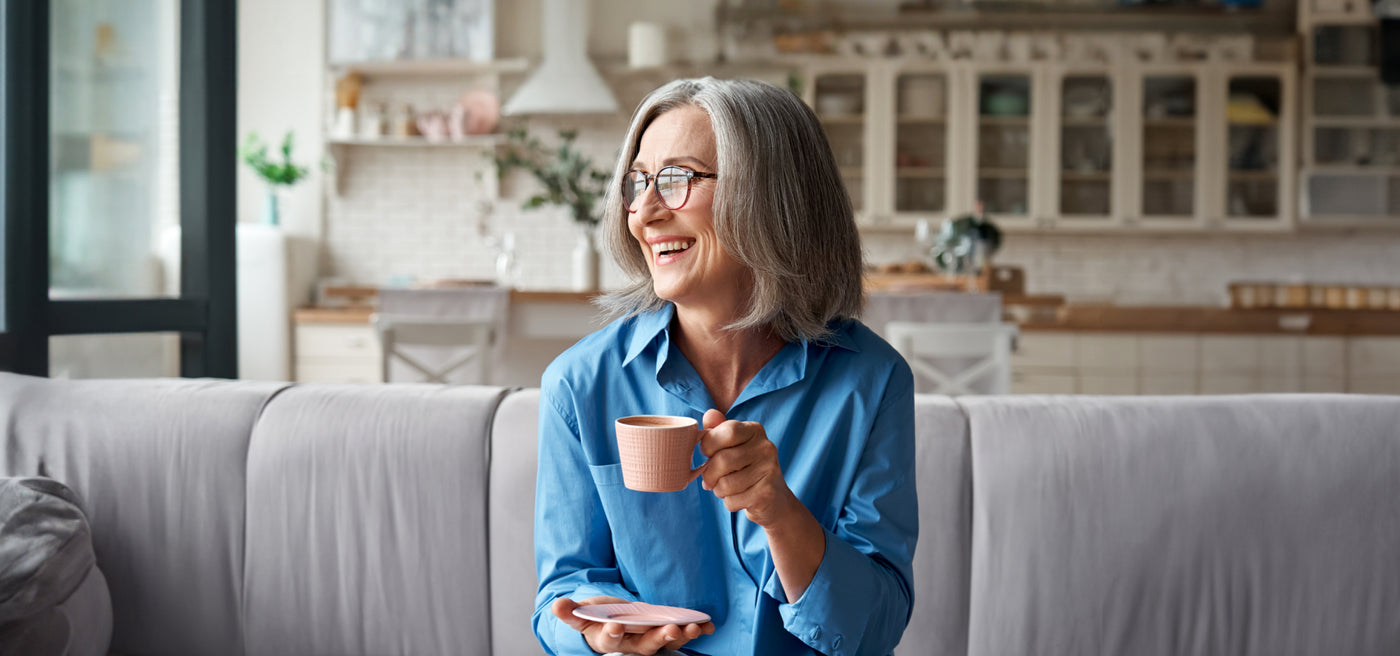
[327,0,493,63]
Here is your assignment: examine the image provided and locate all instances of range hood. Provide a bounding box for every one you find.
[502,0,618,115]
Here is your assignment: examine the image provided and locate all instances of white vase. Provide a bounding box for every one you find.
[571,228,598,292]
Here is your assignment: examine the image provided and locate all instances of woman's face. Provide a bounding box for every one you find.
[628,106,749,310]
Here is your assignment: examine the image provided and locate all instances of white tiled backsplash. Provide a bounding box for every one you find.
[325,124,1400,305]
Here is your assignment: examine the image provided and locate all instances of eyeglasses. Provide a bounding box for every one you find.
[622,165,718,213]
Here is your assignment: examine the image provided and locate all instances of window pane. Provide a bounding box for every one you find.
[50,0,180,299]
[50,333,180,379]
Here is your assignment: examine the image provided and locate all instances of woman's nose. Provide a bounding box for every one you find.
[632,186,669,223]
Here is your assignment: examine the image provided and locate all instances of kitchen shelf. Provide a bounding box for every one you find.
[329,57,530,78]
[1312,117,1400,127]
[327,135,506,147]
[819,115,865,125]
[1307,165,1400,174]
[1061,116,1112,126]
[1308,65,1379,76]
[1227,170,1280,180]
[1061,171,1112,181]
[1143,118,1197,128]
[978,115,1031,125]
[896,167,946,177]
[1144,169,1196,179]
[897,116,946,125]
[978,168,1030,178]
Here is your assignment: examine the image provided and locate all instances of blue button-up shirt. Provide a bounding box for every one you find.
[534,303,917,656]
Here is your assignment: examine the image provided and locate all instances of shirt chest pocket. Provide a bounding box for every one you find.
[588,463,724,611]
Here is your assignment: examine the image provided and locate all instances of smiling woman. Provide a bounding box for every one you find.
[533,78,917,656]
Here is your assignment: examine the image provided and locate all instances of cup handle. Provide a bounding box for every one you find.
[688,430,709,486]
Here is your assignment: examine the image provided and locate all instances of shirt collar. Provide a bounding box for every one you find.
[622,303,676,367]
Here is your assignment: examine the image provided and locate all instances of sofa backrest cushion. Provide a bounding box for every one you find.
[241,383,508,656]
[0,373,285,656]
[960,394,1400,656]
[487,388,543,655]
[895,394,973,656]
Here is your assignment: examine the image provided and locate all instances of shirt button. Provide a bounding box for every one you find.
[812,628,822,640]
[834,636,843,649]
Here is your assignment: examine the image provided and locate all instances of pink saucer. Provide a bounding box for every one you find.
[572,602,711,633]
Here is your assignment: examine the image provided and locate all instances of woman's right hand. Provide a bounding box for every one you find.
[551,596,714,655]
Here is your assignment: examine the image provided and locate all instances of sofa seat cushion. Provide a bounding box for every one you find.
[960,395,1400,656]
[0,477,112,656]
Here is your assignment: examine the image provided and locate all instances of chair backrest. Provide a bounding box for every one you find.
[887,321,1018,395]
[373,314,495,384]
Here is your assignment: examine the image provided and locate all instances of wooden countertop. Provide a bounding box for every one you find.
[294,292,1400,336]
[1019,305,1400,336]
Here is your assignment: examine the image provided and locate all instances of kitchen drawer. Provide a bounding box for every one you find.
[1303,376,1347,393]
[1139,374,1197,395]
[1013,334,1076,369]
[1076,335,1138,372]
[1011,371,1076,394]
[1257,336,1303,376]
[1257,375,1303,394]
[1347,337,1400,379]
[295,359,382,384]
[295,323,381,360]
[1139,335,1199,374]
[1348,376,1400,395]
[1199,373,1260,395]
[1200,336,1262,373]
[1077,373,1138,395]
[1302,337,1346,378]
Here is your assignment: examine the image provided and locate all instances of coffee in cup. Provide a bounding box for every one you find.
[614,415,704,492]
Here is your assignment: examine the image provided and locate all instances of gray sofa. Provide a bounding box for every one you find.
[1,372,1397,655]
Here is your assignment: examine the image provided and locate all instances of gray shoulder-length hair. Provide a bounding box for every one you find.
[595,77,864,343]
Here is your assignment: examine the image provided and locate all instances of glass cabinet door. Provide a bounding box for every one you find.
[976,74,1033,217]
[813,73,866,212]
[1141,75,1198,220]
[894,72,948,216]
[1224,76,1283,220]
[1059,75,1113,218]
[1305,24,1400,223]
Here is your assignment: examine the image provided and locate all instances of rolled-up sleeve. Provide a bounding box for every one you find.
[767,364,918,655]
[533,384,639,655]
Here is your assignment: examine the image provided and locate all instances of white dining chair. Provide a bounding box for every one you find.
[372,314,495,385]
[886,321,1019,395]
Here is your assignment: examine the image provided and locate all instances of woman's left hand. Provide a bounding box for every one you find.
[698,409,800,527]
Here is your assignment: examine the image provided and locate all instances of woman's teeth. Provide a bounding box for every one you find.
[651,240,695,256]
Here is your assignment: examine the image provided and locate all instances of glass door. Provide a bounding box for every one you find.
[1303,23,1400,225]
[812,71,868,215]
[974,71,1034,220]
[1056,73,1115,224]
[892,69,949,224]
[1222,72,1289,226]
[1139,72,1201,225]
[3,0,238,378]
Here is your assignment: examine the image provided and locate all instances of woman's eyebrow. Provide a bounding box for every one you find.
[629,155,716,171]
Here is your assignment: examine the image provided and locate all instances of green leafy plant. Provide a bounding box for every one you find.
[492,126,610,228]
[239,131,310,186]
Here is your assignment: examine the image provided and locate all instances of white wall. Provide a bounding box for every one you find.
[237,0,325,305]
[259,0,1400,306]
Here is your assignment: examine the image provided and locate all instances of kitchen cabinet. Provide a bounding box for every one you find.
[294,321,382,383]
[800,52,1295,233]
[1298,13,1400,227]
[1011,330,1397,395]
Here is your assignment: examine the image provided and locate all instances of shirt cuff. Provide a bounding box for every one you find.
[771,529,871,656]
[548,583,641,655]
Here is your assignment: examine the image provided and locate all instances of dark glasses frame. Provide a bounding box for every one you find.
[622,165,718,213]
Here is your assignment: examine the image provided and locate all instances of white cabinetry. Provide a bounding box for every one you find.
[1012,331,1397,395]
[294,322,382,383]
[803,52,1295,233]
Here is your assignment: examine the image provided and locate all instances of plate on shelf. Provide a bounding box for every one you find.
[572,602,711,633]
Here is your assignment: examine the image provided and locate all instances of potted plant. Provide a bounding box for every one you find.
[239,131,310,226]
[492,126,611,291]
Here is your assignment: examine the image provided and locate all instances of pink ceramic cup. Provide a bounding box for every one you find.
[614,415,704,492]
